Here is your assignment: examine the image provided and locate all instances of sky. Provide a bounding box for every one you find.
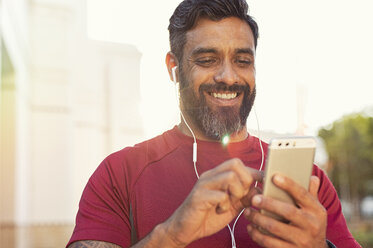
[86,0,373,139]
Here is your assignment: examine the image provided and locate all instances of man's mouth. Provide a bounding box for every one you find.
[209,92,239,100]
[200,83,247,102]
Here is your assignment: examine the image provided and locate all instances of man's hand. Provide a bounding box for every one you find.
[159,158,262,247]
[244,174,328,248]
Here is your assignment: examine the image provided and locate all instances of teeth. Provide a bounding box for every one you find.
[212,92,238,99]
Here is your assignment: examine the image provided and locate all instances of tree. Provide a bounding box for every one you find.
[318,112,373,220]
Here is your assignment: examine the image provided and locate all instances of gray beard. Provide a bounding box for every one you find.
[195,104,243,140]
[179,76,256,141]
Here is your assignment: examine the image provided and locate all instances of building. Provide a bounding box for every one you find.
[0,0,143,247]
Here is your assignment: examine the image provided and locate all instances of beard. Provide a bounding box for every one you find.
[179,69,256,141]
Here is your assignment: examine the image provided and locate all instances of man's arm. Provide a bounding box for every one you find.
[68,218,187,248]
[69,158,262,248]
[67,223,183,248]
[68,240,121,248]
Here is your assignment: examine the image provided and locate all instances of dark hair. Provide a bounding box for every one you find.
[168,0,259,62]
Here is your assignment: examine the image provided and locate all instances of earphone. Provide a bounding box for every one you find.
[171,65,264,248]
[171,66,178,85]
[172,66,198,167]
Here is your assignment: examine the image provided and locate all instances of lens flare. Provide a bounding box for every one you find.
[222,134,230,146]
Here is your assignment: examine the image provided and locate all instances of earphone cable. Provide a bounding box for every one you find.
[173,69,264,248]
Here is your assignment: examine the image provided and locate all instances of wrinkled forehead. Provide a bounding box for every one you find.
[185,17,255,55]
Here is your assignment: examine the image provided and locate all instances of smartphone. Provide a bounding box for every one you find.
[261,137,316,222]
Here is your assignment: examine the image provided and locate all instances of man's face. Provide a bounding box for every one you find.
[179,17,256,140]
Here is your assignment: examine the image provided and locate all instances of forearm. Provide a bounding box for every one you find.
[68,240,121,248]
[68,223,184,248]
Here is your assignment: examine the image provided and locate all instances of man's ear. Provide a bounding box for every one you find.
[166,52,178,83]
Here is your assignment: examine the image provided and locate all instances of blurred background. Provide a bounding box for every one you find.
[0,0,372,247]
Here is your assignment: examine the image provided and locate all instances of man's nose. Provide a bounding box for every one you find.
[213,61,239,85]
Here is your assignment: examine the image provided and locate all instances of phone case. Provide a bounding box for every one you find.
[261,137,316,222]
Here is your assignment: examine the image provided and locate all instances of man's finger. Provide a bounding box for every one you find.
[309,176,320,197]
[202,158,263,192]
[271,174,318,209]
[202,171,248,199]
[245,206,303,243]
[246,223,298,248]
[249,194,311,229]
[240,186,261,208]
[191,189,230,214]
[248,167,264,183]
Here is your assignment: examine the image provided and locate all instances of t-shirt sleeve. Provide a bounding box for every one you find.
[67,152,132,248]
[313,166,361,247]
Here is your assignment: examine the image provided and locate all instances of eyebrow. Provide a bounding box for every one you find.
[235,48,255,56]
[191,47,218,56]
[191,47,255,57]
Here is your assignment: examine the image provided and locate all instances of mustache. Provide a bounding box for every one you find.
[199,82,251,93]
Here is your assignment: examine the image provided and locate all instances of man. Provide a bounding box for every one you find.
[67,0,360,247]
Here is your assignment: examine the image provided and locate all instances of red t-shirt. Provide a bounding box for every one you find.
[67,126,359,247]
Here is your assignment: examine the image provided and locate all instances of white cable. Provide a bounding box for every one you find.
[172,72,265,248]
[175,83,234,248]
[227,224,236,248]
[174,81,236,247]
[230,208,244,247]
[253,105,264,187]
[230,105,265,244]
[174,82,199,178]
[177,84,196,145]
[179,109,199,178]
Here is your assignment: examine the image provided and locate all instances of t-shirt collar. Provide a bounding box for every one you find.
[165,125,256,154]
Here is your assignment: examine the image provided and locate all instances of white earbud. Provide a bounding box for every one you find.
[171,66,178,84]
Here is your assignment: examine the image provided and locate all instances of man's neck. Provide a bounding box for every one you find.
[178,121,248,143]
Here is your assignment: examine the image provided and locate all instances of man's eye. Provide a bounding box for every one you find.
[196,58,217,66]
[236,59,252,65]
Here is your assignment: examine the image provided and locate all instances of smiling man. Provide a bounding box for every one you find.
[67,0,360,247]
[173,16,256,142]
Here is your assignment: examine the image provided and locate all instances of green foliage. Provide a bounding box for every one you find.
[318,112,373,201]
[352,229,373,248]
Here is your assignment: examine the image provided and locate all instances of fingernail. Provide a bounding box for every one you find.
[247,225,252,232]
[252,195,262,206]
[274,174,284,184]
[245,208,251,216]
